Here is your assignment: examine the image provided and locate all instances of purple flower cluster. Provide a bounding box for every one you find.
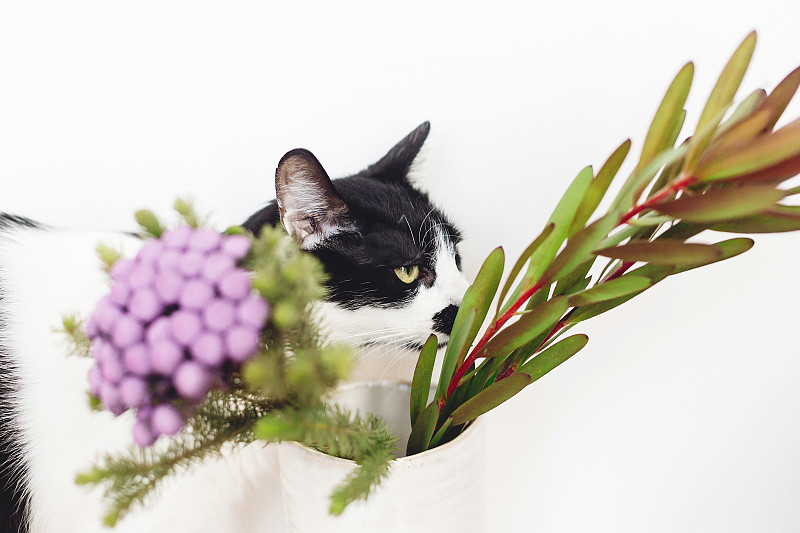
[85,227,269,446]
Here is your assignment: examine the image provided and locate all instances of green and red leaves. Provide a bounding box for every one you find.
[696,31,757,133]
[410,335,438,427]
[478,297,569,359]
[696,119,800,182]
[436,247,505,401]
[449,373,531,426]
[639,62,694,173]
[653,186,785,223]
[595,240,723,265]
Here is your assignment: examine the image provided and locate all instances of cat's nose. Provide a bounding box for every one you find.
[433,304,459,336]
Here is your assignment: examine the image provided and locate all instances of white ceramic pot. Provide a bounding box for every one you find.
[278,381,486,533]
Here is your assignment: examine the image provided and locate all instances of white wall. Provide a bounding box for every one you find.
[3,1,800,531]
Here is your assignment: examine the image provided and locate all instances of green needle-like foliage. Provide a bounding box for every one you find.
[71,218,390,526]
[255,406,398,515]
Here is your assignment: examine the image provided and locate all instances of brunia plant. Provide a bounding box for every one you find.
[66,200,397,526]
[407,31,800,455]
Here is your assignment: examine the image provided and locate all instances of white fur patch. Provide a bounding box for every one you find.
[316,229,468,381]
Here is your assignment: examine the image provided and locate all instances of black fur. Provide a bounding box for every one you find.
[243,122,462,312]
[0,216,39,533]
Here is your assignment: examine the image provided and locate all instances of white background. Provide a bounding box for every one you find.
[3,1,800,531]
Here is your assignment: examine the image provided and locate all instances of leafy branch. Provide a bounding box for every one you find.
[409,31,800,454]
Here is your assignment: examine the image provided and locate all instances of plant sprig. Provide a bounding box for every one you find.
[409,31,800,455]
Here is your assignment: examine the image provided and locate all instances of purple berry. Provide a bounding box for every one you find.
[150,340,184,375]
[191,332,225,367]
[222,235,251,260]
[94,297,122,333]
[119,376,148,408]
[151,404,184,436]
[173,361,214,400]
[154,269,183,304]
[203,299,235,332]
[137,239,165,265]
[201,253,234,283]
[123,344,152,376]
[133,420,156,447]
[188,228,221,253]
[88,366,102,396]
[85,316,99,337]
[170,311,202,345]
[179,251,205,277]
[129,288,161,322]
[157,250,182,272]
[219,270,251,300]
[225,326,260,363]
[100,382,125,415]
[128,263,155,289]
[236,295,270,329]
[109,281,131,307]
[145,316,172,344]
[162,227,191,250]
[101,353,125,383]
[112,315,144,348]
[179,279,213,309]
[110,258,135,281]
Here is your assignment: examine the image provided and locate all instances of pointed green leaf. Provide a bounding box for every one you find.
[639,62,694,172]
[685,107,727,172]
[723,89,767,130]
[570,140,632,236]
[696,119,800,181]
[519,334,589,381]
[697,32,757,132]
[594,240,723,265]
[553,259,595,297]
[707,107,773,158]
[710,205,800,233]
[612,144,688,212]
[672,237,754,274]
[436,309,477,401]
[428,417,454,449]
[438,246,505,399]
[568,276,652,306]
[653,185,785,223]
[406,401,439,455]
[410,335,438,427]
[449,373,532,426]
[479,296,569,359]
[568,264,674,324]
[542,213,619,283]
[496,224,554,314]
[762,66,800,132]
[526,166,594,284]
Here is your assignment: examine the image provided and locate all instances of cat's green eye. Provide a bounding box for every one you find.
[394,265,420,284]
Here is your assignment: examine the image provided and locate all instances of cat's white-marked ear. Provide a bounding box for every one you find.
[275,148,356,250]
[366,121,430,183]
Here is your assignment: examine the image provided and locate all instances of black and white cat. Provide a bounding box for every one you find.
[0,122,468,532]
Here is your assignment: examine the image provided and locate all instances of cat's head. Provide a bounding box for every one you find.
[243,122,468,354]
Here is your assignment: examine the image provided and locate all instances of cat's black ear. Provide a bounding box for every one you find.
[366,121,430,182]
[275,148,357,249]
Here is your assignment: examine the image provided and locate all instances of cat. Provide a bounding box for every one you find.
[0,122,468,532]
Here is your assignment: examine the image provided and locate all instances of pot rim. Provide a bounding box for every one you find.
[281,379,481,465]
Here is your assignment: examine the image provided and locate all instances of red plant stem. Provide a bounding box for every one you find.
[442,174,697,404]
[495,258,635,381]
[441,280,545,405]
